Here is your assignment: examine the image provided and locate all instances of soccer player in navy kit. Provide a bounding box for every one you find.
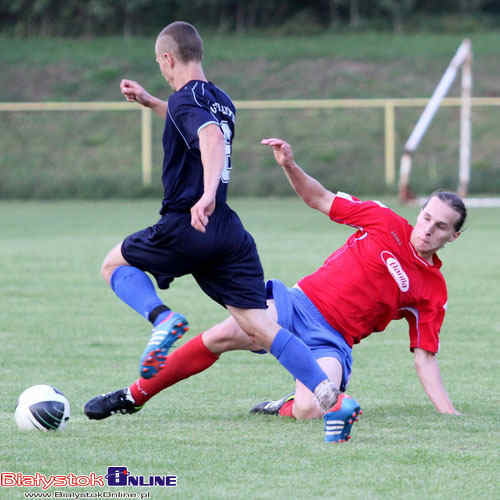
[93,21,343,428]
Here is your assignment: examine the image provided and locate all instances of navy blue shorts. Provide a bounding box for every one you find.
[266,279,352,391]
[121,204,267,310]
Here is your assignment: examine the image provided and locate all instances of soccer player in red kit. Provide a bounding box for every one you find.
[85,138,465,442]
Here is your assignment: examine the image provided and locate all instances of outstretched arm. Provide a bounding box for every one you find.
[414,348,460,415]
[261,138,334,216]
[120,79,167,118]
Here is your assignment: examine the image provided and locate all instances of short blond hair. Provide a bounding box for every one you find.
[156,21,203,63]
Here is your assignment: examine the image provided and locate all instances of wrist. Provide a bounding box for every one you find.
[145,94,156,108]
[202,190,217,201]
[282,161,297,170]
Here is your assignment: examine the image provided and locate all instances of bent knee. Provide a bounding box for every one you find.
[100,259,115,284]
[293,402,323,420]
[101,243,128,284]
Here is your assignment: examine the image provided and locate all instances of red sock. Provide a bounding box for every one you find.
[130,333,219,405]
[278,399,295,418]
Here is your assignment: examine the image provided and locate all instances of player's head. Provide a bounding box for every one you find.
[426,191,467,232]
[155,22,204,87]
[411,191,466,260]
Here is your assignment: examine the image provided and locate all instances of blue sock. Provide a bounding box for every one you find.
[110,266,170,325]
[270,328,328,393]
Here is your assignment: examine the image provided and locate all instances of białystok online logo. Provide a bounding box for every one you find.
[105,467,177,487]
[0,467,177,490]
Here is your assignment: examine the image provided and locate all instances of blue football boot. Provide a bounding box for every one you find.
[139,312,189,379]
[324,393,362,443]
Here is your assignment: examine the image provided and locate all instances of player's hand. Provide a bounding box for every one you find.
[191,194,216,233]
[261,138,295,169]
[120,79,151,107]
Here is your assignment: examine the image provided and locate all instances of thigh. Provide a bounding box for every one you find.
[202,316,257,354]
[214,300,278,354]
[121,217,195,289]
[193,231,267,309]
[226,304,280,351]
[204,300,278,355]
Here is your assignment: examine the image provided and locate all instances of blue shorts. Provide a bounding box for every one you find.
[121,204,267,310]
[266,279,352,391]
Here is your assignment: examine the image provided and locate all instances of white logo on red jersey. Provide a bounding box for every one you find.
[380,251,410,292]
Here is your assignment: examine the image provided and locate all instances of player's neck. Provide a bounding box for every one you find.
[411,243,435,265]
[418,251,435,265]
[173,63,207,91]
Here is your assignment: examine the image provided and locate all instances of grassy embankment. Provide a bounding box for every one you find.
[1,32,499,198]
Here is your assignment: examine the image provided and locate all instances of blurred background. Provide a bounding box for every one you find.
[1,0,499,199]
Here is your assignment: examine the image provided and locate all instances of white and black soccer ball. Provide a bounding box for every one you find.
[14,385,70,431]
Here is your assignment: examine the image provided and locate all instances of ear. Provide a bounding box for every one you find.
[448,231,461,243]
[164,51,175,67]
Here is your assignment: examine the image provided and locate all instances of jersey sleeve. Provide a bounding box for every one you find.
[169,99,219,149]
[400,303,446,354]
[329,192,393,231]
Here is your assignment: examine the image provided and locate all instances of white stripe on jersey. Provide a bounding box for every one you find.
[197,121,219,136]
[191,82,202,107]
[409,242,431,267]
[336,191,387,209]
[336,191,356,202]
[399,306,421,347]
[168,110,190,148]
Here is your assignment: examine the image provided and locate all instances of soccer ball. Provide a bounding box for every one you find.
[14,385,70,431]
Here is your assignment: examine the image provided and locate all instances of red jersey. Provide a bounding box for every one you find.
[298,192,448,354]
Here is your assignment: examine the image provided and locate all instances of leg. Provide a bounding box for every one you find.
[250,357,342,419]
[84,314,256,419]
[204,299,277,354]
[225,305,278,351]
[249,353,362,442]
[202,311,270,354]
[140,304,273,385]
[101,239,189,378]
[135,303,276,407]
[101,242,130,285]
[227,305,338,411]
[292,357,342,420]
[102,241,172,325]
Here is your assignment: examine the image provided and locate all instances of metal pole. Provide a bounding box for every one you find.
[384,102,396,186]
[458,40,472,198]
[141,107,153,186]
[404,40,471,153]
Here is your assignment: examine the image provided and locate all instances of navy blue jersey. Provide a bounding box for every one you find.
[160,80,236,214]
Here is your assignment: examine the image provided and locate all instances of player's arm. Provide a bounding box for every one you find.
[261,138,334,216]
[413,348,461,415]
[190,124,226,232]
[120,79,167,118]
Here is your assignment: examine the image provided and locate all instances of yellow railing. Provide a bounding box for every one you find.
[2,97,500,186]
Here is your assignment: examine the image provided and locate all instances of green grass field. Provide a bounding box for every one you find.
[1,198,498,499]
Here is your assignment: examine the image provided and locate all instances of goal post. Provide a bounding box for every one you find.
[399,39,472,202]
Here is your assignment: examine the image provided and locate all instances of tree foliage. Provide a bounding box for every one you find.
[0,0,498,36]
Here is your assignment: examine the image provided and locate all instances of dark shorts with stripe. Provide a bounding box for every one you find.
[121,204,267,310]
